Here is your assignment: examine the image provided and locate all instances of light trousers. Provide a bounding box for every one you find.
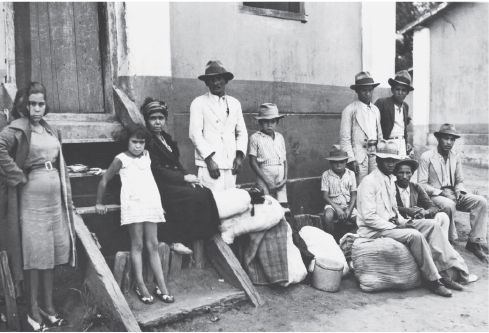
[198,167,236,192]
[357,146,377,185]
[255,164,288,203]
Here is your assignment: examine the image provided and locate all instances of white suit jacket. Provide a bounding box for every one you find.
[356,168,406,238]
[340,100,383,164]
[189,92,248,169]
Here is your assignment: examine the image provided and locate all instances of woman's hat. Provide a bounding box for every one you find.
[388,70,414,91]
[350,71,380,90]
[374,139,402,160]
[325,145,349,161]
[394,157,419,174]
[254,103,285,120]
[198,60,234,82]
[433,123,460,139]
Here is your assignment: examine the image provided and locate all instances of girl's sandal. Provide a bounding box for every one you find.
[154,286,175,303]
[27,314,47,332]
[135,288,155,305]
[39,308,69,327]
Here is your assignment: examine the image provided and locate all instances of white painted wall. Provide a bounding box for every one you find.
[0,4,7,82]
[361,2,396,88]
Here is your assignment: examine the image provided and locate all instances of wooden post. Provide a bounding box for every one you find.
[169,252,183,280]
[158,243,170,282]
[113,252,127,288]
[205,234,265,307]
[0,251,20,331]
[193,240,205,269]
[121,253,132,294]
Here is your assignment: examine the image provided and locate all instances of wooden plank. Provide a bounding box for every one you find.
[73,2,105,113]
[113,85,145,127]
[169,252,183,280]
[122,252,132,295]
[193,240,205,269]
[29,3,41,82]
[73,214,140,331]
[13,2,30,88]
[0,252,20,331]
[158,243,170,282]
[205,234,265,307]
[75,204,121,215]
[48,2,79,113]
[113,251,127,288]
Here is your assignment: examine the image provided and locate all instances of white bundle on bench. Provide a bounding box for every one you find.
[279,222,307,287]
[299,226,349,277]
[351,237,422,292]
[213,188,251,220]
[219,195,285,244]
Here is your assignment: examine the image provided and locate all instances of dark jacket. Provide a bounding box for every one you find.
[0,118,76,281]
[375,96,409,143]
[395,181,439,219]
[148,131,189,186]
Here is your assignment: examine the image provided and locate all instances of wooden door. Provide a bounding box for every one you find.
[14,2,105,114]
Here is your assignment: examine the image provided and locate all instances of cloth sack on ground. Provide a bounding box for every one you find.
[219,195,284,244]
[299,226,349,277]
[213,188,251,220]
[279,222,307,287]
[339,233,359,262]
[351,237,422,292]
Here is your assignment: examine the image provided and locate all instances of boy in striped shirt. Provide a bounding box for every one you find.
[321,146,358,239]
[249,103,288,208]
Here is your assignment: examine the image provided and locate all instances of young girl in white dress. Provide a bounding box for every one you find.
[95,124,173,304]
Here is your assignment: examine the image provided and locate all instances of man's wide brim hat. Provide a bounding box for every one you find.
[374,139,402,160]
[198,60,234,81]
[255,103,284,120]
[388,70,414,91]
[325,145,349,161]
[394,158,419,173]
[434,123,460,139]
[350,71,380,90]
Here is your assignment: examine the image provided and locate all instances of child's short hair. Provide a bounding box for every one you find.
[114,124,151,150]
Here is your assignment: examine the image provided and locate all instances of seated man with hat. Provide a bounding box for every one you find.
[340,71,383,185]
[419,124,488,262]
[357,140,477,297]
[375,70,414,157]
[394,158,450,238]
[189,60,248,191]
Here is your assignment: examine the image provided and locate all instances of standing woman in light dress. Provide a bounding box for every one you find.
[0,82,76,331]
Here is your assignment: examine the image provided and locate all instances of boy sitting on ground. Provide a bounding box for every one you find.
[321,146,358,240]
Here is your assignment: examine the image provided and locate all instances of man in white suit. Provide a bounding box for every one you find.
[340,71,384,184]
[357,140,477,297]
[189,60,248,191]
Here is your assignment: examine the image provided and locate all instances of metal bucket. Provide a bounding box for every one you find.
[311,258,343,292]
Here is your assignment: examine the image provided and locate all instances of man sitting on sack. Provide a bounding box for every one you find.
[357,140,477,297]
[418,124,488,262]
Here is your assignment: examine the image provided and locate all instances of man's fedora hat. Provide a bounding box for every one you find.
[394,157,419,174]
[198,60,234,82]
[388,70,414,91]
[255,103,285,120]
[325,145,349,161]
[434,123,460,139]
[374,139,402,160]
[350,71,380,90]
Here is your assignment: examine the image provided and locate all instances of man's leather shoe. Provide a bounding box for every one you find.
[427,280,452,297]
[466,242,489,263]
[440,277,463,291]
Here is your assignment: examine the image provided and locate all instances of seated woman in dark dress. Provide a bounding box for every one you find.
[141,98,220,253]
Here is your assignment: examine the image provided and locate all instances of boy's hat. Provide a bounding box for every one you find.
[325,145,349,161]
[388,70,414,91]
[433,123,460,139]
[255,103,285,120]
[198,60,234,82]
[394,157,419,174]
[350,71,380,90]
[374,139,402,159]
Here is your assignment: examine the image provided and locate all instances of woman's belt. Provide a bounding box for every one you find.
[27,161,57,172]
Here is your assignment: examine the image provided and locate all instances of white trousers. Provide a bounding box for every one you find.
[198,167,236,192]
[255,164,288,203]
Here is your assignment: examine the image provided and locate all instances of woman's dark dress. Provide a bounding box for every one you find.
[148,131,219,244]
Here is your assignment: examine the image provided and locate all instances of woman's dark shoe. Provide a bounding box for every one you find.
[39,308,69,327]
[154,286,175,303]
[426,280,452,297]
[440,277,463,291]
[135,288,155,305]
[465,241,489,263]
[27,314,47,332]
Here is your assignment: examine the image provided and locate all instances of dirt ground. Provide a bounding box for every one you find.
[156,165,489,332]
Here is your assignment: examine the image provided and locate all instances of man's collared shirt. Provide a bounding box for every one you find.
[321,169,357,207]
[390,104,405,138]
[210,94,229,119]
[437,153,452,187]
[396,184,411,208]
[359,101,378,140]
[380,172,397,219]
[248,130,286,166]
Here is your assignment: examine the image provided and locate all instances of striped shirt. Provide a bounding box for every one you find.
[248,131,286,166]
[321,169,357,206]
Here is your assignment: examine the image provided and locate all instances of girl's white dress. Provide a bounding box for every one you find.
[117,151,165,225]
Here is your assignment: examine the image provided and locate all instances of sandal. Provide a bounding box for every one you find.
[39,308,69,327]
[135,288,155,305]
[154,286,175,303]
[27,314,47,332]
[170,243,193,255]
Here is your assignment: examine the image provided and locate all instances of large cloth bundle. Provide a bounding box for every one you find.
[219,195,284,244]
[213,188,251,220]
[352,237,422,292]
[279,223,307,287]
[299,226,349,277]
